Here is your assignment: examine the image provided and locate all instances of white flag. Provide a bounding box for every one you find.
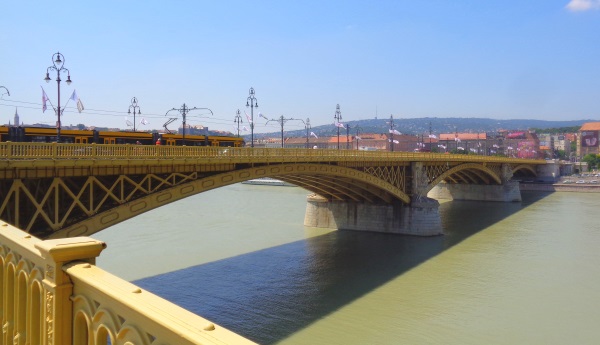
[334,121,345,129]
[242,126,249,132]
[310,131,318,139]
[428,134,437,139]
[125,117,133,127]
[245,111,253,123]
[41,86,49,113]
[140,118,149,125]
[389,129,401,135]
[76,98,84,113]
[457,146,464,150]
[356,136,362,140]
[259,112,268,121]
[454,137,461,142]
[70,89,78,102]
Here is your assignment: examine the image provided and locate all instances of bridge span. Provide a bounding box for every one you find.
[0,142,545,239]
[0,142,547,344]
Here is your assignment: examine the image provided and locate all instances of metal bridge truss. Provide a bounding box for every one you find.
[0,160,536,239]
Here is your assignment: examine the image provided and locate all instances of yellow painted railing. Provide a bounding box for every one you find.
[0,142,545,165]
[0,221,257,345]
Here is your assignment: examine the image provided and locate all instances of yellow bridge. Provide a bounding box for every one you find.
[0,142,545,344]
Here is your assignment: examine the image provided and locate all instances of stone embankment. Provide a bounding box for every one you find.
[519,182,600,193]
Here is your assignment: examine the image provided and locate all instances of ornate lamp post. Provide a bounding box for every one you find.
[234,109,243,137]
[44,52,72,143]
[354,125,362,150]
[128,97,141,131]
[304,118,311,149]
[246,87,258,147]
[0,86,9,98]
[388,114,395,152]
[334,104,342,149]
[165,103,213,146]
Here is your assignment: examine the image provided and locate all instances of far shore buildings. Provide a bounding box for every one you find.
[578,122,600,158]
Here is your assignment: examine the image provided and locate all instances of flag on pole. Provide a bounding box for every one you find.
[76,98,84,113]
[454,137,461,142]
[258,112,268,121]
[242,126,249,132]
[310,131,318,139]
[389,129,401,135]
[41,86,49,113]
[140,118,149,125]
[125,117,133,127]
[70,90,78,102]
[334,121,345,129]
[245,111,253,123]
[356,136,362,140]
[428,134,437,139]
[68,89,85,113]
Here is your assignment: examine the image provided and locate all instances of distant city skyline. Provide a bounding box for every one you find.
[1,1,599,134]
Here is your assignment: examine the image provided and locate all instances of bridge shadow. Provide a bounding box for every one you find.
[134,191,551,344]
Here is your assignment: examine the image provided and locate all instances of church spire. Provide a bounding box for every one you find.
[13,107,19,127]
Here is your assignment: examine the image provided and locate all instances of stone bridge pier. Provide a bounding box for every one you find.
[304,162,523,236]
[427,163,522,202]
[303,162,443,236]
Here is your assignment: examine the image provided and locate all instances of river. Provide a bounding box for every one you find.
[94,184,600,345]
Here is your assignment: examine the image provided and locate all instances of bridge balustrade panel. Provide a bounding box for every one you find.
[0,221,256,345]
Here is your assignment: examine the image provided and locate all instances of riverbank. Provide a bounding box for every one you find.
[519,182,600,192]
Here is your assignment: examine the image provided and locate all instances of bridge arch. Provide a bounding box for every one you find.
[512,164,537,177]
[51,164,411,238]
[425,163,503,194]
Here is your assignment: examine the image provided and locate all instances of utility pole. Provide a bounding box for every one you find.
[165,103,213,146]
[264,115,303,148]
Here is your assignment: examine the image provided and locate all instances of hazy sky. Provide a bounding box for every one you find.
[1,0,598,134]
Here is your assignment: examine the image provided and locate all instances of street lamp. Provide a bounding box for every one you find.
[128,97,141,131]
[334,104,342,149]
[246,87,258,147]
[165,103,213,146]
[234,109,243,137]
[388,114,395,152]
[294,117,311,149]
[44,52,72,143]
[0,86,9,98]
[354,125,362,150]
[304,118,311,149]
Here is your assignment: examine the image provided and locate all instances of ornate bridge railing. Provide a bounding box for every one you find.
[0,142,542,164]
[0,220,257,345]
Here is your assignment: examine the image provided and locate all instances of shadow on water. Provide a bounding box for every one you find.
[134,191,552,344]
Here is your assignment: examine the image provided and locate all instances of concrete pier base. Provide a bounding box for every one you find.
[303,194,443,236]
[427,181,522,202]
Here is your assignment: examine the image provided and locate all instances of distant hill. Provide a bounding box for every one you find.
[247,117,596,139]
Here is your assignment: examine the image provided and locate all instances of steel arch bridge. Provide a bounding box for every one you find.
[0,142,544,239]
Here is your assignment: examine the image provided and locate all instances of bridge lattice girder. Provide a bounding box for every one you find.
[0,156,540,239]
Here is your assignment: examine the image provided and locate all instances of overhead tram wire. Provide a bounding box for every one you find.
[0,96,284,132]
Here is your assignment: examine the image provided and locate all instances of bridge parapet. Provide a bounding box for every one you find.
[0,221,256,345]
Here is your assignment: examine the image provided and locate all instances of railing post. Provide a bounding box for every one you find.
[34,238,106,345]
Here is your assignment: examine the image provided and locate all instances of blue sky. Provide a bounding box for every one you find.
[1,0,599,134]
